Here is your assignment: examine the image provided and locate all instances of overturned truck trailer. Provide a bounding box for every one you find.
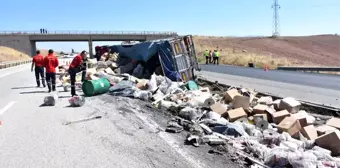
[97,35,201,82]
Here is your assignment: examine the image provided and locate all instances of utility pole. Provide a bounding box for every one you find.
[272,0,280,37]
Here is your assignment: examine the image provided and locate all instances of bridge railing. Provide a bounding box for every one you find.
[0,30,177,35]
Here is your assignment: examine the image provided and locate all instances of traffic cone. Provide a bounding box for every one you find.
[264,65,268,71]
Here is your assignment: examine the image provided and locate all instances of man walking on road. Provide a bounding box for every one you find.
[31,50,46,87]
[68,50,87,96]
[204,49,210,64]
[44,49,59,92]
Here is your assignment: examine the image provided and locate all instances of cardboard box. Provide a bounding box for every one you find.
[227,107,247,122]
[136,80,149,90]
[253,113,267,122]
[224,89,240,103]
[271,99,281,110]
[210,103,227,115]
[301,125,318,140]
[253,104,268,114]
[316,125,337,136]
[291,112,308,128]
[315,131,340,156]
[272,110,291,124]
[326,117,340,130]
[277,116,302,136]
[257,96,273,105]
[232,95,250,110]
[279,97,301,114]
[265,107,276,122]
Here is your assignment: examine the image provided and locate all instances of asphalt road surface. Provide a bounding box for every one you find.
[199,65,340,108]
[0,63,239,168]
[200,64,340,90]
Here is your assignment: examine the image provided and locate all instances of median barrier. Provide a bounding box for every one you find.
[0,60,32,69]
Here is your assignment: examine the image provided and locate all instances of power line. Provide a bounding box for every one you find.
[272,0,280,37]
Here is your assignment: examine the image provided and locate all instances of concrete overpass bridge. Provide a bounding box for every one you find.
[0,30,178,57]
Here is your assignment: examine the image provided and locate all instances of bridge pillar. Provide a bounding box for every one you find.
[30,41,36,57]
[88,40,93,59]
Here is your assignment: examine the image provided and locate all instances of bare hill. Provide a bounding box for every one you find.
[0,46,31,62]
[194,35,340,68]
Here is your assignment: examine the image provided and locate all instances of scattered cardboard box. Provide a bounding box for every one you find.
[279,97,301,114]
[277,116,302,136]
[272,110,291,124]
[227,107,247,122]
[257,96,273,105]
[136,80,149,90]
[210,103,228,115]
[315,131,340,156]
[271,99,281,110]
[224,89,240,103]
[316,125,338,136]
[326,117,340,130]
[301,125,318,140]
[265,107,276,122]
[232,95,250,110]
[291,112,308,128]
[253,104,268,114]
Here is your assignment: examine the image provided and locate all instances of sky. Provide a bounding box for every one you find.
[1,0,339,52]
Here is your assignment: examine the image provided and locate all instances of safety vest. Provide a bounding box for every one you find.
[214,51,220,57]
[204,51,209,56]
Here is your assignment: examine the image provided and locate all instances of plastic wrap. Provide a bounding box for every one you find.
[133,90,152,101]
[264,148,290,167]
[179,107,198,121]
[288,151,317,168]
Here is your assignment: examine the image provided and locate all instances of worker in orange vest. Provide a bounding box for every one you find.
[31,50,46,87]
[43,49,59,92]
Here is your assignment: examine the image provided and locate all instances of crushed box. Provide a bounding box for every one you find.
[315,131,340,156]
[326,117,340,130]
[232,95,250,110]
[272,110,291,124]
[265,107,276,122]
[277,116,302,136]
[253,104,268,114]
[253,113,267,122]
[257,96,273,105]
[210,103,228,115]
[224,89,240,103]
[316,125,337,136]
[227,107,247,122]
[291,112,308,128]
[279,97,301,114]
[301,125,318,140]
[271,99,281,110]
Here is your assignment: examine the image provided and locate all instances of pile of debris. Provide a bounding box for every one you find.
[99,71,340,167]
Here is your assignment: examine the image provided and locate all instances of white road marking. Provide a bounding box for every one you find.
[0,101,16,116]
[0,66,30,78]
[132,109,206,168]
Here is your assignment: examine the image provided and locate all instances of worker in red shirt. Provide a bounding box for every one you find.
[31,50,46,87]
[44,49,59,92]
[68,50,87,96]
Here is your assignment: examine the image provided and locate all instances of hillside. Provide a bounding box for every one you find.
[193,35,340,68]
[0,46,31,62]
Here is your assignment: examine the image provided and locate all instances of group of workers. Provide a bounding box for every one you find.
[31,50,88,96]
[204,49,220,65]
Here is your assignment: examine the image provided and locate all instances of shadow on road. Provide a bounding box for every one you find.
[20,91,47,94]
[12,86,37,89]
[59,96,72,99]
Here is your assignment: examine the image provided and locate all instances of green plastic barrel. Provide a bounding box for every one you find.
[82,78,110,96]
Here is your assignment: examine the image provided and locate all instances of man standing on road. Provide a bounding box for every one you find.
[213,49,220,65]
[204,50,210,64]
[31,50,46,87]
[68,50,87,96]
[44,49,59,92]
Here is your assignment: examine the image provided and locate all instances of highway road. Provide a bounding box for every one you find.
[200,64,340,108]
[0,63,239,168]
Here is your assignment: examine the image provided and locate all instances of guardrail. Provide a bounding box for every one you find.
[0,30,178,36]
[277,66,340,72]
[0,60,32,69]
